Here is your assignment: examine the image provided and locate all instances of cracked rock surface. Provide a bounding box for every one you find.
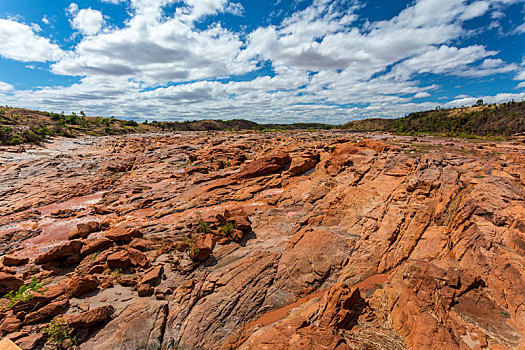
[0,131,524,349]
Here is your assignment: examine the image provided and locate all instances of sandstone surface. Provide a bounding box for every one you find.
[0,131,524,349]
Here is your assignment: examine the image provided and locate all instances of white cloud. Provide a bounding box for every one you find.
[101,0,126,4]
[0,19,63,62]
[1,0,524,123]
[515,70,525,80]
[42,16,50,25]
[0,82,13,92]
[518,82,525,89]
[70,7,105,36]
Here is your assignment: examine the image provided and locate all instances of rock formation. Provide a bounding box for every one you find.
[0,131,524,349]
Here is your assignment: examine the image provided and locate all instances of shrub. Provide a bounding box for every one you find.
[4,277,45,308]
[218,222,234,236]
[42,317,75,347]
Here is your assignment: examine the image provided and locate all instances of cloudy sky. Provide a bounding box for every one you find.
[0,0,524,123]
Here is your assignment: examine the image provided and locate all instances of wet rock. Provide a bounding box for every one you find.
[34,240,83,265]
[79,300,167,350]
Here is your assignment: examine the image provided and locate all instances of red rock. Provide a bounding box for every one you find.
[286,151,319,176]
[128,248,150,269]
[105,227,143,243]
[106,250,131,270]
[228,216,252,232]
[189,235,214,262]
[130,238,154,251]
[16,333,43,350]
[34,240,83,265]
[2,255,29,267]
[66,276,99,297]
[93,205,113,215]
[137,283,153,297]
[0,314,21,333]
[236,152,291,179]
[118,275,139,287]
[23,299,69,325]
[69,221,105,240]
[87,265,106,274]
[141,265,163,286]
[80,237,113,257]
[65,305,114,329]
[0,272,24,294]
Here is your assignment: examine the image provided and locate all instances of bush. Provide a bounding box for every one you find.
[4,277,45,308]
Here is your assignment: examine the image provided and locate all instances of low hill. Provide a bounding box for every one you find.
[343,100,525,136]
[1,100,525,145]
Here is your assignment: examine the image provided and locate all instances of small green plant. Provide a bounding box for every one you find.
[195,212,211,234]
[42,317,76,348]
[500,311,510,318]
[111,268,122,278]
[218,222,235,236]
[4,277,46,308]
[374,283,384,289]
[89,251,100,262]
[219,160,231,167]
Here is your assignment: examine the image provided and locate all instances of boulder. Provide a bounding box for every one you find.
[69,221,106,240]
[189,235,214,262]
[105,227,143,243]
[128,248,150,269]
[236,152,291,179]
[141,265,163,286]
[16,333,43,350]
[2,255,29,267]
[23,299,69,325]
[130,238,154,252]
[66,305,114,329]
[286,151,319,176]
[80,237,113,257]
[65,276,98,297]
[0,272,24,294]
[106,250,132,270]
[0,314,21,333]
[34,240,83,265]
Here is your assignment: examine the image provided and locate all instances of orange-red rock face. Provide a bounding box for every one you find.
[0,132,524,349]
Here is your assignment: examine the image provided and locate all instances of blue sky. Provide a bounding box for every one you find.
[0,0,524,123]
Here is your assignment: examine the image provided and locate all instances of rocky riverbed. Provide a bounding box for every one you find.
[0,131,524,349]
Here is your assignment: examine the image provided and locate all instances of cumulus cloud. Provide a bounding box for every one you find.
[1,0,524,123]
[0,82,13,92]
[52,0,253,83]
[68,5,105,36]
[0,19,63,62]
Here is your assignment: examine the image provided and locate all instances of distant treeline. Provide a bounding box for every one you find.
[1,100,524,146]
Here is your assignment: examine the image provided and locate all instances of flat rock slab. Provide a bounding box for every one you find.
[80,300,168,350]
